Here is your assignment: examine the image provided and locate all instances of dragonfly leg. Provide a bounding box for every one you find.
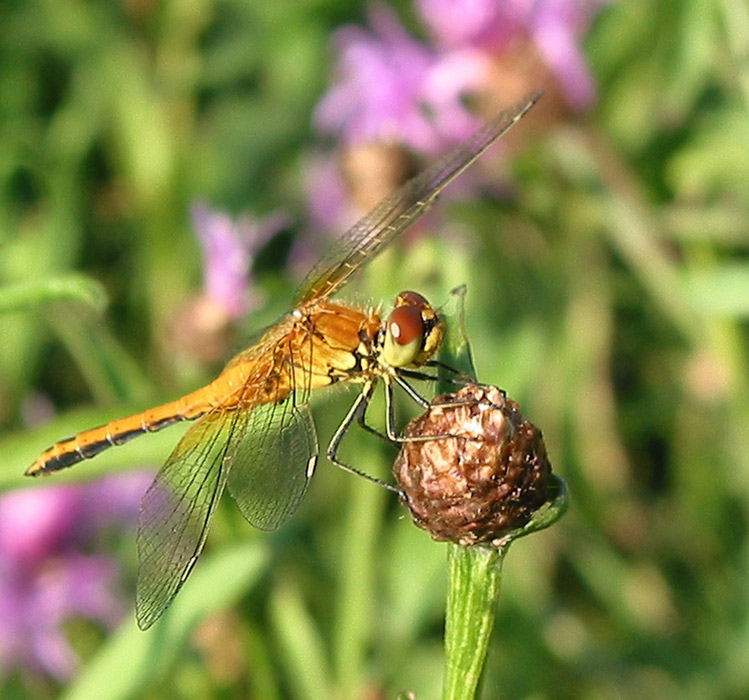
[424,359,477,384]
[356,406,397,445]
[395,368,506,405]
[326,380,401,494]
[326,375,481,493]
[386,374,481,445]
[352,375,434,443]
[391,372,431,408]
[396,362,484,390]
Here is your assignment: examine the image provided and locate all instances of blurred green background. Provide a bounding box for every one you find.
[1,0,748,699]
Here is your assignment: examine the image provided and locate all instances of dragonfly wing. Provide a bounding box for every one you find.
[227,395,318,531]
[296,90,542,304]
[135,410,237,630]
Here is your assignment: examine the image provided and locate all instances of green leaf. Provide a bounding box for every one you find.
[685,264,749,317]
[0,275,107,315]
[270,577,332,700]
[667,108,749,199]
[438,285,478,391]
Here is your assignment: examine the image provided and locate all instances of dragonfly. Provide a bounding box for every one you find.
[26,90,542,630]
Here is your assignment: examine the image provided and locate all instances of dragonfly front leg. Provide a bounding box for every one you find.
[325,375,477,494]
[386,374,479,445]
[397,360,479,389]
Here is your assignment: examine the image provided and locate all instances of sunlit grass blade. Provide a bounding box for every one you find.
[269,577,332,700]
[0,275,107,314]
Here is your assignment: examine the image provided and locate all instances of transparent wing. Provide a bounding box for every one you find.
[228,321,319,530]
[296,90,542,304]
[135,410,238,630]
[135,330,320,628]
[227,395,318,531]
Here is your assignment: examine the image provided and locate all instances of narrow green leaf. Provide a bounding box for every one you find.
[0,275,107,314]
[332,465,386,697]
[685,264,749,317]
[438,285,478,391]
[270,578,332,700]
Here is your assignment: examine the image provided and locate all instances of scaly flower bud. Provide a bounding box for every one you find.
[394,384,551,545]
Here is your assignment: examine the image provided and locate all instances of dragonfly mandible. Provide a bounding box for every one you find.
[26,90,542,629]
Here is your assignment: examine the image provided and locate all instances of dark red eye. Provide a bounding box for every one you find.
[388,306,424,346]
[397,290,429,310]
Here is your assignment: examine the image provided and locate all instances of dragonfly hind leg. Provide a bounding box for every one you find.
[325,380,402,495]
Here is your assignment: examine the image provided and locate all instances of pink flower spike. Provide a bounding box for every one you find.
[191,203,288,319]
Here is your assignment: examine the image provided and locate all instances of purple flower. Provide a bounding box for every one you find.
[314,4,483,152]
[0,472,152,680]
[417,0,610,110]
[191,203,289,320]
[316,0,609,151]
[527,0,608,109]
[294,153,354,272]
[308,1,609,275]
[416,0,519,50]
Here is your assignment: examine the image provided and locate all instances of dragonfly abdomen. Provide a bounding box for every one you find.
[25,388,220,477]
[27,410,185,477]
[25,359,266,476]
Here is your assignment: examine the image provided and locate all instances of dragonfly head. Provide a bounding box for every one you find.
[382,291,444,369]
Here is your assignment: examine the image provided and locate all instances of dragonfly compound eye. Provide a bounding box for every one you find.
[383,305,425,368]
[382,290,444,368]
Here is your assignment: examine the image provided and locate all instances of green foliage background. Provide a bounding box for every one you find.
[1,1,747,698]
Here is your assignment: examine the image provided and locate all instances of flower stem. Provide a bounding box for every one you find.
[441,478,568,700]
[442,543,507,700]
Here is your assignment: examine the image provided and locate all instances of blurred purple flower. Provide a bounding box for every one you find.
[316,0,610,152]
[304,153,352,236]
[314,4,484,152]
[416,0,517,50]
[0,471,152,680]
[307,0,609,246]
[417,0,610,110]
[191,203,289,320]
[293,153,354,273]
[530,0,609,109]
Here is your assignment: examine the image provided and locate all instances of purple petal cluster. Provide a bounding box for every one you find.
[0,472,151,680]
[191,203,288,320]
[314,5,485,152]
[419,0,610,110]
[316,0,609,148]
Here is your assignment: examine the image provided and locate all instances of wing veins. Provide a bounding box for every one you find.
[297,90,542,303]
[135,406,245,629]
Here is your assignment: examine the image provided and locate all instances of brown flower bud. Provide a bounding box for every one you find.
[393,384,551,546]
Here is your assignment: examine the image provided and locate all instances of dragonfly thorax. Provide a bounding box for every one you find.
[380,291,444,369]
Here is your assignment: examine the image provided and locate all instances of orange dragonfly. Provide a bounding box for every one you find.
[26,90,541,629]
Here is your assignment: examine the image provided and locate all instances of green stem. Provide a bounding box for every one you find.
[443,543,507,700]
[441,477,568,700]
